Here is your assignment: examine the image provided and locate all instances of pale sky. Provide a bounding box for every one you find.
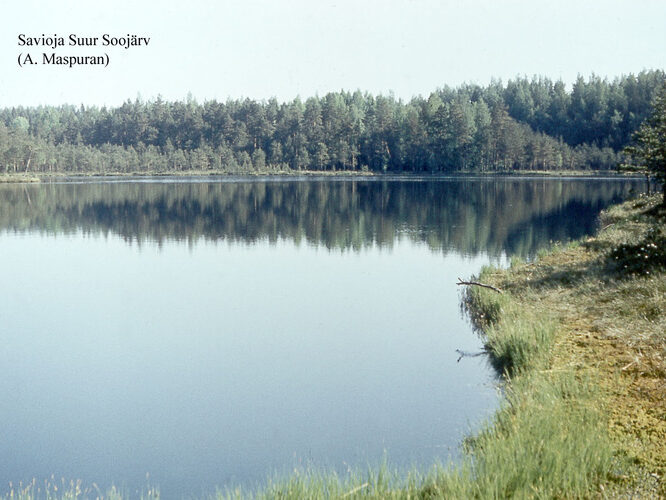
[1,0,665,107]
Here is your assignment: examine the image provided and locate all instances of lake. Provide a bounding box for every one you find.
[0,176,640,497]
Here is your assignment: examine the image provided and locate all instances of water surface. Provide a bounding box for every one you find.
[0,176,639,497]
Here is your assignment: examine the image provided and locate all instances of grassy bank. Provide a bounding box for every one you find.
[459,193,665,498]
[3,194,664,499]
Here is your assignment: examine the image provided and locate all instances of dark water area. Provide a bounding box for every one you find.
[0,176,640,497]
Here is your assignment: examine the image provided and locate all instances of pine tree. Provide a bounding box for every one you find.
[622,85,666,205]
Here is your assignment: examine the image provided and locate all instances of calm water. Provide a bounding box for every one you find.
[0,176,639,497]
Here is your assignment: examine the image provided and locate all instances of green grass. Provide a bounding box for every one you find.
[436,278,613,499]
[0,479,158,500]
[216,464,436,500]
[463,280,557,375]
[433,374,612,499]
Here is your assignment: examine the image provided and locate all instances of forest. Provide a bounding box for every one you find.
[0,71,664,174]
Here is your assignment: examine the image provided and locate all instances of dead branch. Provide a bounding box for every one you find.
[457,277,502,293]
[455,348,488,362]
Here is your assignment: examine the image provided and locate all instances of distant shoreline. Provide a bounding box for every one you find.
[0,170,643,184]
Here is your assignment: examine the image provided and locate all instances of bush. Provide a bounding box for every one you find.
[608,226,666,276]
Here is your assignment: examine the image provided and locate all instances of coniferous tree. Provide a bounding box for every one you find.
[622,85,666,204]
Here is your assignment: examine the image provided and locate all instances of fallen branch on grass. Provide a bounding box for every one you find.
[456,277,503,294]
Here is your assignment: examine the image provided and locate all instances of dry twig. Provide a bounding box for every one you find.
[456,277,503,293]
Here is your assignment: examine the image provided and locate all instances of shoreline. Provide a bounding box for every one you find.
[0,169,643,184]
[461,193,665,498]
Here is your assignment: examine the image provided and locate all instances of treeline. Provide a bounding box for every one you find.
[0,179,639,256]
[0,71,664,174]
